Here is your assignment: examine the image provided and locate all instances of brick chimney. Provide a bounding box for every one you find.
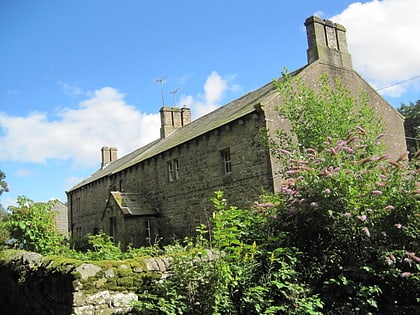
[160,106,191,138]
[101,146,117,169]
[305,16,352,70]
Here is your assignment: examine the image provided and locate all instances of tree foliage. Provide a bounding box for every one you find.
[268,129,419,314]
[398,100,420,156]
[272,70,383,154]
[132,192,324,315]
[0,170,9,196]
[0,170,10,247]
[3,196,65,255]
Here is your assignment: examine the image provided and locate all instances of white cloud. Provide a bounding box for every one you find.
[58,81,83,97]
[0,87,160,167]
[331,0,420,97]
[180,71,237,118]
[0,72,238,168]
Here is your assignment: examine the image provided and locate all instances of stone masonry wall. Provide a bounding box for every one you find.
[0,249,218,315]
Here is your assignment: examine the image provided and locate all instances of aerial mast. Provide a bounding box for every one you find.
[170,88,180,107]
[155,75,167,107]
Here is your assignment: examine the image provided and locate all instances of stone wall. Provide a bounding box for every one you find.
[0,249,200,315]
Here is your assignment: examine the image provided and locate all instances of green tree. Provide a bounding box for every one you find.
[398,100,420,156]
[0,170,8,196]
[0,204,10,247]
[267,73,418,313]
[0,170,10,246]
[271,70,383,155]
[3,196,65,255]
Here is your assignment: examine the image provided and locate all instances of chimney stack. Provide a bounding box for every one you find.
[160,106,191,138]
[305,16,352,70]
[101,146,118,169]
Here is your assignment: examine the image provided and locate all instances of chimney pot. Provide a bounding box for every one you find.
[160,106,191,138]
[305,16,352,70]
[101,146,118,169]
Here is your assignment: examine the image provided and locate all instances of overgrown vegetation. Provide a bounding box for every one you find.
[0,170,10,247]
[0,73,418,314]
[271,70,383,153]
[3,196,65,255]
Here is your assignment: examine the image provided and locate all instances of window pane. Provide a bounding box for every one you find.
[174,159,180,179]
[222,149,232,174]
[167,161,174,181]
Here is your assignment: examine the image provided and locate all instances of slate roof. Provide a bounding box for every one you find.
[106,191,159,217]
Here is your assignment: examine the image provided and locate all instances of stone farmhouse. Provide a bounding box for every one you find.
[67,16,406,248]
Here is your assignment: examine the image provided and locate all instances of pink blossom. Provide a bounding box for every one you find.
[384,205,395,211]
[329,148,337,155]
[343,212,351,218]
[379,174,387,181]
[310,202,318,208]
[255,202,275,209]
[403,258,412,264]
[358,215,367,221]
[362,227,370,237]
[355,126,366,134]
[323,188,331,194]
[400,272,412,278]
[371,190,383,195]
[286,170,301,175]
[336,140,346,147]
[298,198,306,205]
[395,223,402,229]
[385,256,393,265]
[407,252,420,263]
[342,146,354,154]
[279,148,291,155]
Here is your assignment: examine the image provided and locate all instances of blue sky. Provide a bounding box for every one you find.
[1,0,419,208]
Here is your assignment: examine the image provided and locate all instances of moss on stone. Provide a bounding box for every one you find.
[0,249,27,262]
[1,249,162,295]
[43,255,83,272]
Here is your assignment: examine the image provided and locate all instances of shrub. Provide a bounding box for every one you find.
[3,196,65,255]
[266,129,419,314]
[132,191,324,315]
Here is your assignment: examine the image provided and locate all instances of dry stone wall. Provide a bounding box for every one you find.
[0,249,192,315]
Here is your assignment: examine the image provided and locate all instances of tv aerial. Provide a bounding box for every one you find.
[170,88,180,107]
[155,75,168,106]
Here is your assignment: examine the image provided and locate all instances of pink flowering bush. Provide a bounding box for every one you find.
[261,128,419,314]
